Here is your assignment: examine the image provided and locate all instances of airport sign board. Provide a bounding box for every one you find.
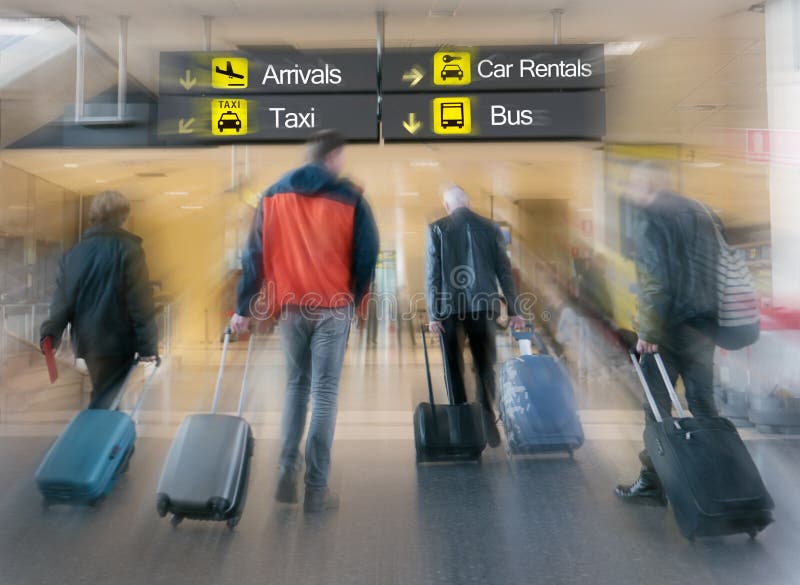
[382,91,605,141]
[159,50,377,95]
[383,45,604,92]
[157,94,377,143]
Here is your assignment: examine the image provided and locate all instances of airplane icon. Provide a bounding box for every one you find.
[211,57,248,88]
[215,60,245,80]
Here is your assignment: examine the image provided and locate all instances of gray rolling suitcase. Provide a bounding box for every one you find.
[156,328,255,529]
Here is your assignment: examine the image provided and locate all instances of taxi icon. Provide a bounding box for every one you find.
[441,64,464,81]
[217,111,242,133]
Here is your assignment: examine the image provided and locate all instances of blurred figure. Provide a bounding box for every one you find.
[231,130,379,513]
[425,185,525,448]
[615,161,719,504]
[40,191,158,409]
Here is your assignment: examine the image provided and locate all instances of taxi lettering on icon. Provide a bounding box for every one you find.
[212,99,248,136]
[432,97,472,135]
[433,51,471,86]
[212,57,249,89]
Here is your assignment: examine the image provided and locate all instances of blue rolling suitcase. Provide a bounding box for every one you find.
[35,358,160,507]
[499,329,584,456]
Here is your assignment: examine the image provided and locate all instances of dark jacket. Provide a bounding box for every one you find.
[236,164,379,316]
[634,191,719,346]
[426,207,519,321]
[40,225,158,358]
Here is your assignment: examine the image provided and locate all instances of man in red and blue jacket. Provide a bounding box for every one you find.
[231,130,379,513]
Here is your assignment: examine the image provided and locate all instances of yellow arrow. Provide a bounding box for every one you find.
[402,66,425,87]
[179,70,196,90]
[178,118,195,134]
[402,113,422,135]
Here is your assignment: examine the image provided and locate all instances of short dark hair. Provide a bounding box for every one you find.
[307,130,346,164]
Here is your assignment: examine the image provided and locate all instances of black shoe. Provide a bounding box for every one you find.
[615,471,667,506]
[275,470,299,504]
[484,415,502,448]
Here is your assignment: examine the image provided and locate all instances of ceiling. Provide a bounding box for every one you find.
[0,1,773,241]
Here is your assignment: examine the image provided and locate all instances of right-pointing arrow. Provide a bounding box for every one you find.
[178,118,195,134]
[402,113,422,135]
[402,66,425,87]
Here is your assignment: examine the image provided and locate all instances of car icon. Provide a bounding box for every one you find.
[441,64,464,81]
[217,111,242,133]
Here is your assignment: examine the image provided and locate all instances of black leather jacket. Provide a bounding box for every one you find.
[634,191,719,345]
[425,208,519,321]
[41,225,158,358]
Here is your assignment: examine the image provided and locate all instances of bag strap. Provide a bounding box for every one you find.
[700,202,727,250]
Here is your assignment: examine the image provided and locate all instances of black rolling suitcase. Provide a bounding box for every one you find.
[156,328,255,529]
[630,352,774,541]
[414,325,486,463]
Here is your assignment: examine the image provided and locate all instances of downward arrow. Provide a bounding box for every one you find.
[402,113,422,135]
[179,69,196,90]
[178,118,195,134]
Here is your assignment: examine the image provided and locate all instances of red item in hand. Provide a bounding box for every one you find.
[42,337,58,383]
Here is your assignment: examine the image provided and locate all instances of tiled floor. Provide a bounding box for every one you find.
[2,327,799,585]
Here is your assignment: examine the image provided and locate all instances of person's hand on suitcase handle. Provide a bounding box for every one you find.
[230,313,251,335]
[428,320,445,335]
[636,338,659,354]
[508,315,527,331]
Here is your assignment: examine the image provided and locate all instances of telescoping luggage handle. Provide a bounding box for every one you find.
[211,327,256,417]
[420,324,457,406]
[420,325,437,407]
[511,325,550,356]
[628,351,687,423]
[109,356,162,417]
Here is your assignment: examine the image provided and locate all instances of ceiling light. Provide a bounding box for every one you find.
[63,163,79,168]
[429,9,456,18]
[0,18,49,36]
[164,191,189,196]
[410,160,440,168]
[577,207,593,213]
[180,205,204,210]
[674,104,725,112]
[398,191,419,197]
[8,205,30,211]
[95,179,108,184]
[604,42,642,56]
[689,162,723,169]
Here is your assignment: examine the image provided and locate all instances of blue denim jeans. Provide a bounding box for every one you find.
[278,305,352,489]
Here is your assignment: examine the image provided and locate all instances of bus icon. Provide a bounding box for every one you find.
[433,97,472,135]
[440,102,465,128]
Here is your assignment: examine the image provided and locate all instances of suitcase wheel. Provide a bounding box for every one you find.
[170,514,183,527]
[226,515,241,530]
[209,496,229,517]
[748,529,759,540]
[156,495,169,518]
